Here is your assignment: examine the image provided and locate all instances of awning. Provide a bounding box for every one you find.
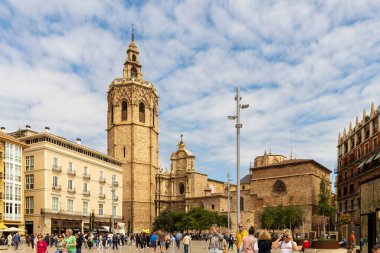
[375,152,380,161]
[358,158,368,168]
[365,152,379,165]
[0,223,7,230]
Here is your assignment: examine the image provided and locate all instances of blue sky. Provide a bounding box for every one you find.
[1,0,380,186]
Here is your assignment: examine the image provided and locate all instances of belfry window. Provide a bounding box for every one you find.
[132,54,136,61]
[121,101,128,121]
[139,102,145,123]
[131,67,137,78]
[111,106,114,124]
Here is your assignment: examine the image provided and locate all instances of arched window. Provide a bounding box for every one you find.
[131,67,137,78]
[132,54,136,61]
[179,183,185,195]
[121,101,128,121]
[110,106,114,124]
[240,196,244,211]
[139,102,145,123]
[273,180,287,195]
[152,107,156,127]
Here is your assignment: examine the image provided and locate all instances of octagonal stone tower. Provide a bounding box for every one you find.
[107,34,158,232]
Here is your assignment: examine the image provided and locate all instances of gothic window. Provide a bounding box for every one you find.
[131,67,137,78]
[153,107,156,127]
[240,196,244,211]
[139,102,145,123]
[179,183,185,195]
[132,54,136,61]
[110,106,114,124]
[121,101,128,121]
[273,180,286,195]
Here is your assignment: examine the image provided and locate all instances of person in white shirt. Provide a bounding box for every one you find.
[272,229,298,253]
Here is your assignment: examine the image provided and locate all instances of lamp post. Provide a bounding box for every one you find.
[111,182,116,233]
[227,172,232,234]
[228,86,249,227]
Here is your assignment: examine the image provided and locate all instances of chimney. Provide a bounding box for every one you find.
[76,138,82,145]
[0,127,5,133]
[26,125,31,130]
[44,127,50,133]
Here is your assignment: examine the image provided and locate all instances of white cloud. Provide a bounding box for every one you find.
[1,0,380,187]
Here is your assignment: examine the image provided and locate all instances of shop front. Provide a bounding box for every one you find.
[360,176,380,253]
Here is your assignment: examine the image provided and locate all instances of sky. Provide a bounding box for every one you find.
[1,0,380,186]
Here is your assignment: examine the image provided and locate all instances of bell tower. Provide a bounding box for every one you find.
[107,30,159,232]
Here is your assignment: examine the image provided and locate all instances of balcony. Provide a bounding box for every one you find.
[334,168,338,174]
[52,165,62,172]
[67,170,76,176]
[113,196,119,202]
[83,174,91,180]
[99,177,106,183]
[99,193,106,199]
[52,185,61,191]
[83,191,91,196]
[113,181,119,187]
[67,188,76,194]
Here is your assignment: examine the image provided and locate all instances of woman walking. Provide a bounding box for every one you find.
[36,235,48,253]
[208,226,224,253]
[239,226,258,253]
[257,230,272,253]
[63,229,77,253]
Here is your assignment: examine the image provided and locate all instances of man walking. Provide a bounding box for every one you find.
[183,234,191,253]
[235,224,247,253]
[112,233,118,250]
[13,233,21,250]
[175,231,182,250]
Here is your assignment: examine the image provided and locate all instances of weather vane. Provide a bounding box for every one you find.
[131,24,135,41]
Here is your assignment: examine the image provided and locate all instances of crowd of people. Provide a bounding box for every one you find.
[2,226,380,253]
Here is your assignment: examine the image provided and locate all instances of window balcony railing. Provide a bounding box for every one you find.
[113,196,119,202]
[52,185,61,191]
[67,170,76,176]
[83,191,91,196]
[67,188,76,193]
[52,165,62,172]
[99,193,106,199]
[99,177,106,183]
[83,174,91,180]
[113,181,119,187]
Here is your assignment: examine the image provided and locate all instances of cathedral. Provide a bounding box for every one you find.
[107,34,332,233]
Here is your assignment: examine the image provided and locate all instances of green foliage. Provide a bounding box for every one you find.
[260,205,304,231]
[153,207,228,232]
[318,178,335,218]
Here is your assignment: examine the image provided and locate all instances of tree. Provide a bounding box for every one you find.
[260,205,304,232]
[317,178,335,234]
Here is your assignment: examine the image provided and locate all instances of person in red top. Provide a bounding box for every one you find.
[36,234,48,253]
[349,231,356,248]
[301,240,310,252]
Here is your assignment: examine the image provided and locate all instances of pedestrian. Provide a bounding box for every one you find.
[239,226,258,253]
[257,230,271,253]
[56,235,64,253]
[13,233,21,250]
[236,224,248,253]
[208,225,224,253]
[31,234,35,249]
[272,229,297,252]
[112,233,118,250]
[183,234,191,253]
[150,231,157,253]
[349,231,356,248]
[373,245,380,253]
[63,229,77,253]
[175,231,182,250]
[228,234,234,251]
[76,233,83,253]
[158,231,166,253]
[36,235,48,253]
[300,239,310,253]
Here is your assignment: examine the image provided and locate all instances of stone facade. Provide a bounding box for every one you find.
[107,36,159,232]
[156,141,332,232]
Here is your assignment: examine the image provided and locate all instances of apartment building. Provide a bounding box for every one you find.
[11,126,123,235]
[336,102,380,227]
[0,128,27,230]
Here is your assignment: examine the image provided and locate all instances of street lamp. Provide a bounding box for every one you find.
[226,172,232,234]
[228,86,249,227]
